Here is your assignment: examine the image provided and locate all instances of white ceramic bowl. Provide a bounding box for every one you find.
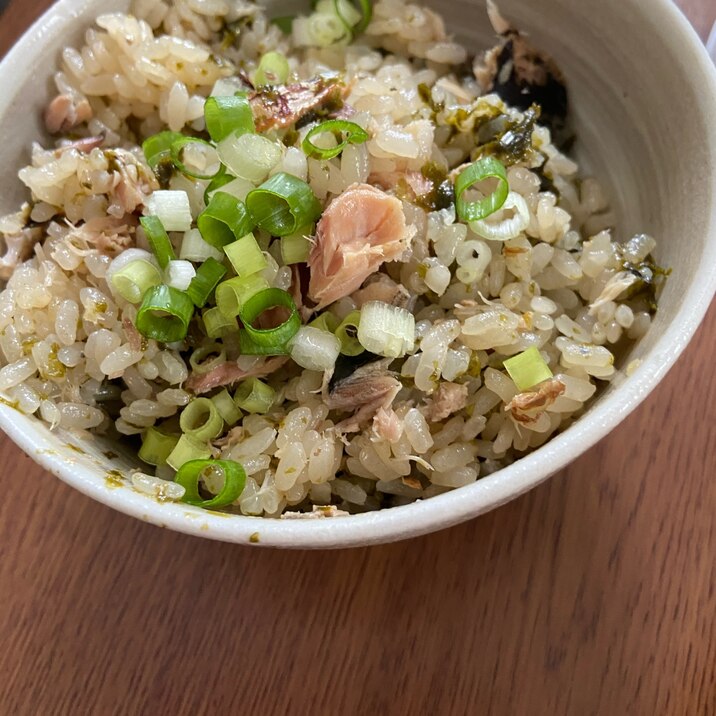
[0,0,715,548]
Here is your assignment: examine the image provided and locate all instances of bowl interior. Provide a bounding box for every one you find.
[0,0,714,547]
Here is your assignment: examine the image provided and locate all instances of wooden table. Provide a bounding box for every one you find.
[1,2,714,714]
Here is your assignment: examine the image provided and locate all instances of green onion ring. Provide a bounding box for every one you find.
[142,131,183,170]
[302,119,369,160]
[455,156,510,223]
[170,136,222,180]
[204,94,255,143]
[136,284,195,343]
[139,215,176,270]
[198,191,256,249]
[239,287,300,352]
[175,459,246,509]
[186,257,227,308]
[246,173,322,237]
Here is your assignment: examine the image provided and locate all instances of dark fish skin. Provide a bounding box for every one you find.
[490,37,570,147]
[329,352,383,393]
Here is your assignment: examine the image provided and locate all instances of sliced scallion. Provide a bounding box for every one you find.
[289,326,341,370]
[357,300,415,358]
[186,257,227,307]
[234,377,275,414]
[179,397,224,441]
[143,190,193,232]
[203,170,234,206]
[455,156,509,223]
[166,259,197,291]
[139,426,179,467]
[503,347,553,391]
[309,312,340,333]
[110,259,162,304]
[136,284,194,343]
[280,229,312,264]
[142,131,183,170]
[189,344,226,375]
[302,119,368,160]
[170,136,222,180]
[254,51,290,86]
[239,287,301,352]
[215,274,269,318]
[218,133,283,184]
[203,306,239,339]
[332,0,372,36]
[180,228,224,263]
[204,94,255,143]
[166,434,212,471]
[224,232,268,277]
[211,389,242,426]
[335,309,364,356]
[197,191,255,249]
[175,459,247,509]
[140,215,176,269]
[246,173,322,237]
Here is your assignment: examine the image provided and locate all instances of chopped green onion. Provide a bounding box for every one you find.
[332,0,372,35]
[238,331,290,356]
[136,284,195,343]
[246,173,322,237]
[208,176,253,204]
[170,136,221,180]
[203,170,234,206]
[179,397,224,441]
[289,326,341,370]
[302,119,369,160]
[203,306,239,339]
[357,300,415,358]
[254,51,290,86]
[239,287,301,352]
[234,377,275,413]
[186,257,227,307]
[211,389,242,426]
[142,131,183,170]
[455,156,509,223]
[144,190,193,232]
[204,94,255,143]
[180,228,224,263]
[335,310,364,356]
[166,259,196,291]
[139,426,179,467]
[110,259,162,304]
[224,232,268,277]
[503,347,553,391]
[215,275,269,318]
[189,344,226,375]
[166,434,212,471]
[140,215,176,269]
[218,133,283,184]
[197,191,255,249]
[175,459,246,509]
[309,311,340,333]
[280,229,312,264]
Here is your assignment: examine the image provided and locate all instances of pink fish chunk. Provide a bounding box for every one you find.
[308,183,413,309]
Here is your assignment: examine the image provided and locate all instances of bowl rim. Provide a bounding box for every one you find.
[0,0,715,548]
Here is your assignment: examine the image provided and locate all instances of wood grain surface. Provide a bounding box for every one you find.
[0,2,714,714]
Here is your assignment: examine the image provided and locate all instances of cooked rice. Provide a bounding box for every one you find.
[0,0,663,517]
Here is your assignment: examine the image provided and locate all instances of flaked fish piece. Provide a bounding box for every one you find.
[58,136,105,154]
[327,359,402,433]
[308,183,414,308]
[505,377,565,426]
[44,94,93,134]
[426,381,469,422]
[0,228,41,280]
[475,1,569,146]
[186,356,288,394]
[249,76,346,133]
[372,406,404,443]
[588,271,640,315]
[352,274,411,309]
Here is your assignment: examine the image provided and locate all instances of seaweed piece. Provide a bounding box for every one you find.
[414,162,456,211]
